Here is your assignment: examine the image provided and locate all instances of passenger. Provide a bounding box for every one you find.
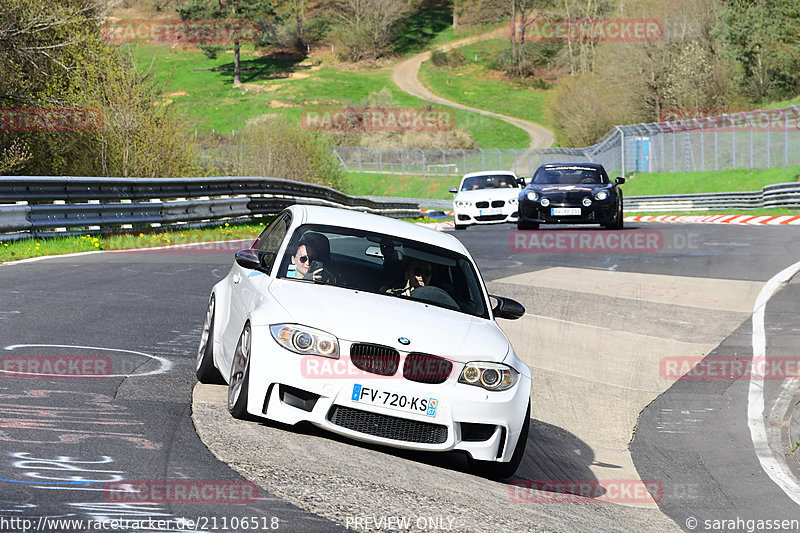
[386,259,432,297]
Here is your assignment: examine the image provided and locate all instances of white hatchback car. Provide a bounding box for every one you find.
[196,205,531,478]
[449,170,523,230]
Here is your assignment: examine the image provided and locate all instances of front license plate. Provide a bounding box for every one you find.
[351,384,438,417]
[479,208,501,216]
[552,207,581,216]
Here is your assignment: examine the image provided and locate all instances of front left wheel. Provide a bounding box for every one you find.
[228,323,253,420]
[472,401,530,480]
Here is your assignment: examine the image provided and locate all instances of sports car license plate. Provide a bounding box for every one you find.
[351,384,438,417]
[479,208,501,216]
[552,207,581,216]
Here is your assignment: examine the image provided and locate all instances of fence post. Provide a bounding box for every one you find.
[461,149,466,175]
[616,126,625,179]
[511,149,518,174]
[495,148,502,169]
[479,148,484,171]
[358,147,363,173]
[441,149,447,175]
[420,149,426,177]
[378,147,383,174]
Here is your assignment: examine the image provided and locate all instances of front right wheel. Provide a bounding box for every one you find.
[517,219,539,230]
[196,295,224,384]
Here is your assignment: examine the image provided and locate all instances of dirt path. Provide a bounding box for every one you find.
[392,28,555,150]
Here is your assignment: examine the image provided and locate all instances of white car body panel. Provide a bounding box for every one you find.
[205,205,531,464]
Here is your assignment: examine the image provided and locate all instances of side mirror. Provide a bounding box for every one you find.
[449,186,458,193]
[235,248,274,273]
[516,177,526,187]
[490,295,525,320]
[615,177,625,185]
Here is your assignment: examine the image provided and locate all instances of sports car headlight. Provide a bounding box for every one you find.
[459,362,518,391]
[595,190,609,201]
[270,324,339,358]
[540,198,550,207]
[455,200,473,208]
[526,191,538,201]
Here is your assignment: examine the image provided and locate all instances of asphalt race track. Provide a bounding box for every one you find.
[1,220,799,532]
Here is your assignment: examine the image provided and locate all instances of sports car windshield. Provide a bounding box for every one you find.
[277,224,489,318]
[460,174,518,191]
[532,166,609,185]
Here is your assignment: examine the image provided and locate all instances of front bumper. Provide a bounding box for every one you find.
[454,204,519,226]
[518,200,616,225]
[244,326,531,463]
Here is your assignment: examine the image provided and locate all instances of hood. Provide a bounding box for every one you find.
[454,188,521,202]
[262,280,510,363]
[530,183,610,193]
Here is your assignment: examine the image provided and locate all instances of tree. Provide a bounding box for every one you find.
[331,0,409,61]
[177,0,275,86]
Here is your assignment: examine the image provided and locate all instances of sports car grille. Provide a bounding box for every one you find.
[327,405,448,444]
[403,353,453,384]
[491,200,505,208]
[475,201,490,208]
[475,215,506,221]
[350,343,399,376]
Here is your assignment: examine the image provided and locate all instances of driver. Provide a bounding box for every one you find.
[289,233,329,280]
[386,259,432,297]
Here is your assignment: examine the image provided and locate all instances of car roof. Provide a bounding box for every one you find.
[289,204,470,255]
[537,162,605,170]
[461,170,517,179]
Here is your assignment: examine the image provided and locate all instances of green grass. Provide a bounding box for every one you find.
[127,43,526,147]
[621,166,800,196]
[418,40,552,132]
[0,223,265,264]
[342,172,459,200]
[765,95,800,109]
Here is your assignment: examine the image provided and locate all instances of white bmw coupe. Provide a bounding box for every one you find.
[196,205,531,478]
[449,170,523,230]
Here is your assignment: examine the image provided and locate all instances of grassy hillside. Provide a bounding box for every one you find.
[128,43,528,148]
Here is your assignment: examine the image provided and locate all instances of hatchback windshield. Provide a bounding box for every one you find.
[277,224,489,318]
[532,165,609,185]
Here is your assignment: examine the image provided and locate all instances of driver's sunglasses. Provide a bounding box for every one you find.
[297,255,310,263]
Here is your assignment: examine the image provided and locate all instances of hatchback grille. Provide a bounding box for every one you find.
[328,405,448,444]
[491,200,505,208]
[403,353,453,384]
[475,201,490,208]
[350,343,399,376]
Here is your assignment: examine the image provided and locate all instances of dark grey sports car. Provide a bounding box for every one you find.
[516,162,625,230]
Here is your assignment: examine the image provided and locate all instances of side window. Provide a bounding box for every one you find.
[255,213,291,271]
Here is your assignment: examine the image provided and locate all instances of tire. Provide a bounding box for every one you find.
[196,295,224,384]
[604,200,624,230]
[517,219,539,230]
[228,323,253,420]
[472,401,530,480]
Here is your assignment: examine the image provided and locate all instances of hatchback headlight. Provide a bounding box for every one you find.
[459,362,518,391]
[595,190,609,201]
[270,324,339,358]
[526,191,538,201]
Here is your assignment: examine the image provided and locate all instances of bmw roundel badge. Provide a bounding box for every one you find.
[398,337,410,346]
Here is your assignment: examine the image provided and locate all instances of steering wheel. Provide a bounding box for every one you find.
[581,177,595,184]
[410,286,459,310]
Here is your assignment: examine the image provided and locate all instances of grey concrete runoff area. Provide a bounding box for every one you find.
[2,220,800,532]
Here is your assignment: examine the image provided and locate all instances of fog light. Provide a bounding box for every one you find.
[540,198,550,207]
[582,197,592,207]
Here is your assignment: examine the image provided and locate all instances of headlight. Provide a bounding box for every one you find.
[459,362,518,391]
[270,324,339,358]
[595,190,609,201]
[455,200,473,208]
[526,191,538,201]
[582,197,592,207]
[540,198,550,207]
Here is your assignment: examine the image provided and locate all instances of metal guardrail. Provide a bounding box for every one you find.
[625,182,800,212]
[0,177,420,240]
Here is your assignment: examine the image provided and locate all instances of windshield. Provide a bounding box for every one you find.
[277,224,489,318]
[460,174,518,191]
[532,165,609,185]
